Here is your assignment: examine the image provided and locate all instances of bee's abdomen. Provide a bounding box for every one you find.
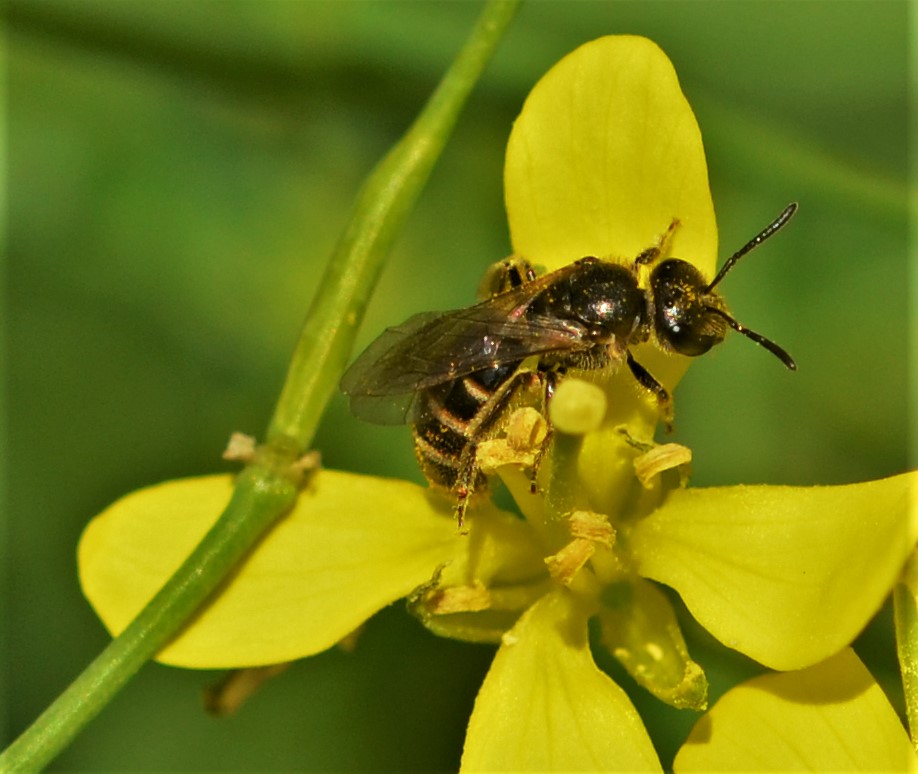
[412,419,479,491]
[411,364,517,491]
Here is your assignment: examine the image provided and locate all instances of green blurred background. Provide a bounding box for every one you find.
[5,1,910,770]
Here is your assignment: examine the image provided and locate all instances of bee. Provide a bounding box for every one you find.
[341,204,797,524]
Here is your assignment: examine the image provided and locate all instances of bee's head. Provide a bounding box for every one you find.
[649,259,727,357]
[647,202,799,370]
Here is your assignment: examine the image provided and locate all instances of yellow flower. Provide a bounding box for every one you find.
[675,648,916,772]
[78,36,917,770]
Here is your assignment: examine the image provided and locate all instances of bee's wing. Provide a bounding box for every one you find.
[341,274,590,425]
[345,390,424,427]
[339,311,440,425]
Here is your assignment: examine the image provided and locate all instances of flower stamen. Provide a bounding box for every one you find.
[545,511,616,587]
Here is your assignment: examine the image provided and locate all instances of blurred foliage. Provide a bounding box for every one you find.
[4,1,909,770]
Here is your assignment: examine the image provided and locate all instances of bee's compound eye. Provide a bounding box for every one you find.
[651,259,726,357]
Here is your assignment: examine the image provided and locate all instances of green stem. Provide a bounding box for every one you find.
[894,548,918,751]
[0,466,297,773]
[0,3,519,771]
[266,0,521,449]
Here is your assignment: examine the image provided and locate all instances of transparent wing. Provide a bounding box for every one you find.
[340,263,592,424]
[345,390,424,427]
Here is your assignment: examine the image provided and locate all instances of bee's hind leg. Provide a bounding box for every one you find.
[452,443,483,531]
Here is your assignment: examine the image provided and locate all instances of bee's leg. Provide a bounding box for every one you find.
[453,444,480,530]
[477,256,537,300]
[452,369,536,527]
[634,217,681,267]
[625,352,673,431]
[529,430,552,494]
[528,369,560,494]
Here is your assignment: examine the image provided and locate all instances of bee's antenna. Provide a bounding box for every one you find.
[706,306,797,371]
[705,203,798,293]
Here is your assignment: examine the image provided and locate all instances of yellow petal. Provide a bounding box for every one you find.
[78,471,462,668]
[674,648,917,772]
[461,590,661,772]
[630,472,918,670]
[505,35,716,276]
[505,34,717,401]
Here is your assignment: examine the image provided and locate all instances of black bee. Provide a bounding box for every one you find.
[341,203,797,524]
